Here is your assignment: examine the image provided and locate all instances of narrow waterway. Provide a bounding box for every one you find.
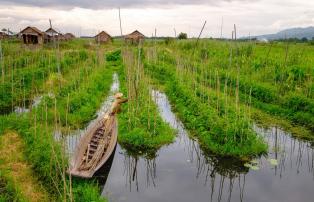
[54,73,119,155]
[60,74,314,202]
[102,89,314,202]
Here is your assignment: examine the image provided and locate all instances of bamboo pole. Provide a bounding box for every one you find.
[0,40,4,83]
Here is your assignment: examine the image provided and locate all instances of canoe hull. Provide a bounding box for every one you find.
[67,116,117,178]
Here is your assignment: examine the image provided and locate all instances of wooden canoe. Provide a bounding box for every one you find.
[67,114,117,178]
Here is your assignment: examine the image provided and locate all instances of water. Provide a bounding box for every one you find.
[54,73,120,156]
[101,90,314,202]
[14,95,43,114]
[59,75,314,202]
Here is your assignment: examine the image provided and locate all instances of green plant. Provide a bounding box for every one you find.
[177,32,188,40]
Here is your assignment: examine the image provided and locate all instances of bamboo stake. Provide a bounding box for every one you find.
[118,7,123,37]
[0,40,3,83]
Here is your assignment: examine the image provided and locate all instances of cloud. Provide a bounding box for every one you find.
[0,0,313,38]
[1,0,252,9]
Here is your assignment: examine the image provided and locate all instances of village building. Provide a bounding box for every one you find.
[57,33,66,41]
[45,27,60,42]
[45,27,59,37]
[19,26,45,44]
[124,30,145,44]
[95,31,112,44]
[64,33,75,40]
[0,31,8,40]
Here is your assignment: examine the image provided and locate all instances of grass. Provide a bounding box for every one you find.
[0,131,50,202]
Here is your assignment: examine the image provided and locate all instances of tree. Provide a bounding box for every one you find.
[178,32,187,40]
[301,37,308,42]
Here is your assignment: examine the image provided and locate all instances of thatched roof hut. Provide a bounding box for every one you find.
[19,26,45,44]
[64,33,75,40]
[124,30,145,44]
[95,31,112,44]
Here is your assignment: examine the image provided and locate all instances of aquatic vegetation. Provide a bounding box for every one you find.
[0,41,96,115]
[162,40,314,132]
[268,158,278,166]
[244,163,260,170]
[0,37,313,201]
[144,49,267,158]
[117,47,175,153]
[0,40,116,201]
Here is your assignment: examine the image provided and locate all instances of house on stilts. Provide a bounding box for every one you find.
[19,26,45,45]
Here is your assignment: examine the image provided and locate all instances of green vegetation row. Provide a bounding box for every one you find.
[157,40,314,132]
[0,40,99,115]
[144,47,267,158]
[115,47,175,156]
[0,115,106,202]
[39,56,116,129]
[0,40,122,201]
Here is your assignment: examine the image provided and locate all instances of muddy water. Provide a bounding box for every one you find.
[101,90,314,202]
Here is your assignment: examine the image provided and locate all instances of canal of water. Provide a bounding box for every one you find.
[60,74,314,202]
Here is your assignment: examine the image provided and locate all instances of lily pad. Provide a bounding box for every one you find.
[250,159,259,164]
[250,165,260,170]
[244,163,260,170]
[268,158,278,166]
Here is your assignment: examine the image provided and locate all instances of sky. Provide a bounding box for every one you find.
[0,0,313,38]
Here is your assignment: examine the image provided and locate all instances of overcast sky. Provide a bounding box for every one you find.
[0,0,313,37]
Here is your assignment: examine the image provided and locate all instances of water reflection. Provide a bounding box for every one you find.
[53,74,314,202]
[102,89,314,202]
[123,155,157,192]
[192,143,248,202]
[254,125,314,179]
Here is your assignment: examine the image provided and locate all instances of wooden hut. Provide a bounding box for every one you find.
[95,31,112,44]
[0,31,8,40]
[45,27,60,42]
[124,30,145,44]
[19,26,44,45]
[64,33,75,40]
[57,33,66,41]
[45,27,58,36]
